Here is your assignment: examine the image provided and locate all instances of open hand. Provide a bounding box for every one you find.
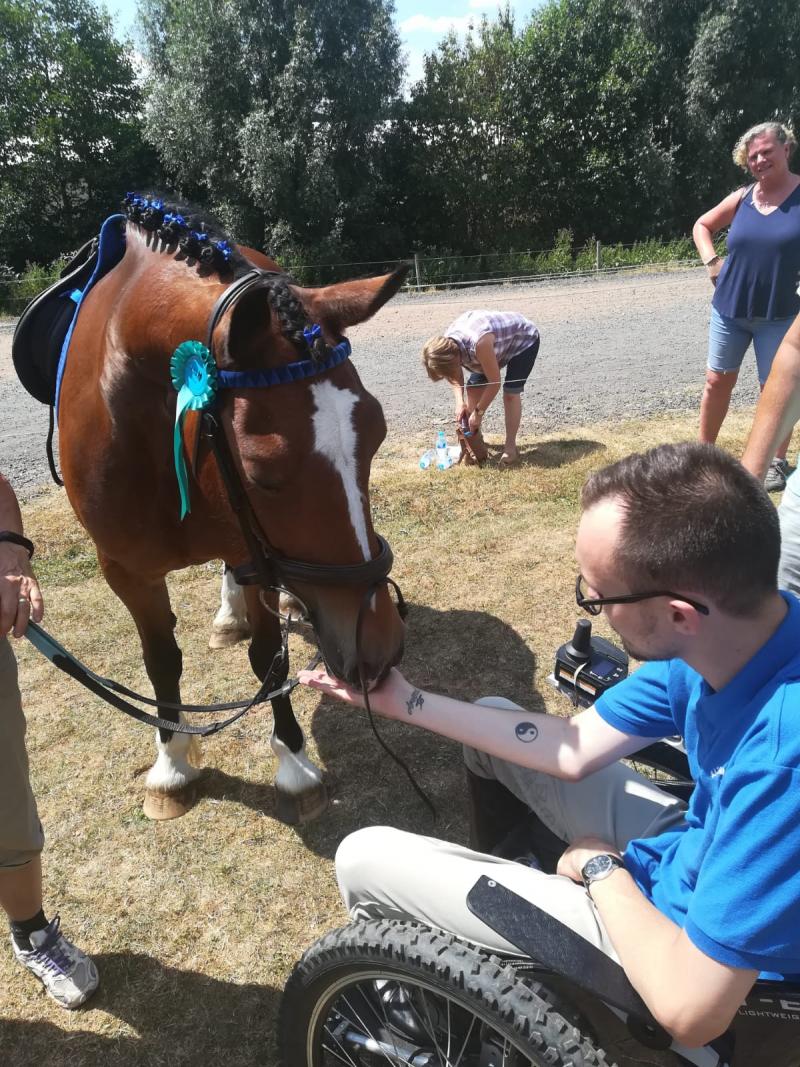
[298,666,415,721]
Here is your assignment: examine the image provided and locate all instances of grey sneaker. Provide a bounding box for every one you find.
[12,915,99,1009]
[765,458,791,493]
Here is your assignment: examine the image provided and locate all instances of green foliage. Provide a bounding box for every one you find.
[0,0,158,270]
[140,0,403,261]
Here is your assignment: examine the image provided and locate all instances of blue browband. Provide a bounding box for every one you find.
[216,337,352,390]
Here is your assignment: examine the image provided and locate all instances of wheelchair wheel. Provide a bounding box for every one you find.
[279,919,613,1066]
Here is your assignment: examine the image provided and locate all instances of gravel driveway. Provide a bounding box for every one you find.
[0,267,761,497]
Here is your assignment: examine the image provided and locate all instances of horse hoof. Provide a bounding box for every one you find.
[143,785,197,821]
[208,625,251,650]
[275,784,328,825]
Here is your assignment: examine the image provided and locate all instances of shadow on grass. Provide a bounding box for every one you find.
[0,951,280,1067]
[517,438,606,469]
[296,601,543,860]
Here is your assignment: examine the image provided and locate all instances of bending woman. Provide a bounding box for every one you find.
[693,121,800,492]
[421,310,540,468]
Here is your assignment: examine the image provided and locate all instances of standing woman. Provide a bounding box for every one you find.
[693,121,800,491]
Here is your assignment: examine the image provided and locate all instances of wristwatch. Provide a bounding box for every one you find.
[580,853,624,897]
[703,254,721,268]
[0,531,34,559]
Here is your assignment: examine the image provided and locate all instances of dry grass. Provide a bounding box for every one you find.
[0,408,773,1065]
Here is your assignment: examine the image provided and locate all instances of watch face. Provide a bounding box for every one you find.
[582,854,619,883]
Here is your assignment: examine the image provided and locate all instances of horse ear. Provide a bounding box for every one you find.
[291,264,409,335]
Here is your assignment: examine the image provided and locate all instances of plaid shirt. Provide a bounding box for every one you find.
[445,311,539,373]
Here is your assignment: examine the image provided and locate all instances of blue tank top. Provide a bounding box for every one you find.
[713,183,800,320]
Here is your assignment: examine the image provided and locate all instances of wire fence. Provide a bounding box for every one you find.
[0,235,723,317]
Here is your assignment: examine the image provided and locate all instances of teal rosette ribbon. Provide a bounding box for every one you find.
[170,341,217,519]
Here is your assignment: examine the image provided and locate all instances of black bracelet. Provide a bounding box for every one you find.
[0,531,35,559]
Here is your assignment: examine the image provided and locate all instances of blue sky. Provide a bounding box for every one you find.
[106,0,541,85]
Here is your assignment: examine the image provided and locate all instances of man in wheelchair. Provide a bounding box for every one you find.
[300,442,800,1056]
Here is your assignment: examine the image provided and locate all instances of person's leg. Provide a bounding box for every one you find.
[500,338,539,463]
[0,638,98,1008]
[337,697,686,963]
[502,393,522,458]
[752,318,796,473]
[778,471,800,594]
[0,855,42,922]
[336,825,621,959]
[700,308,749,444]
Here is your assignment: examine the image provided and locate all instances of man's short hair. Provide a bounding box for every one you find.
[581,442,779,616]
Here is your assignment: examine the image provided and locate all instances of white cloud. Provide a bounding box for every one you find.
[400,14,476,34]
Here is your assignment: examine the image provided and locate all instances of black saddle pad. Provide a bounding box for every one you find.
[12,238,99,405]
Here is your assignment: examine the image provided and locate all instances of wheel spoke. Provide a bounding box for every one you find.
[418,986,449,1064]
[451,1011,478,1067]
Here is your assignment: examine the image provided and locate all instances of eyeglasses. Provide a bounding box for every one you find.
[575,574,710,616]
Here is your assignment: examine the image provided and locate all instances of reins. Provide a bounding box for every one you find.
[25,618,302,736]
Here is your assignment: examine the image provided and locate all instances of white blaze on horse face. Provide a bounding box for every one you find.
[310,379,370,560]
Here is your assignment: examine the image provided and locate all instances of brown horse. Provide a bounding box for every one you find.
[56,198,405,821]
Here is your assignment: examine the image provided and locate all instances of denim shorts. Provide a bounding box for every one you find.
[467,336,540,395]
[707,307,794,383]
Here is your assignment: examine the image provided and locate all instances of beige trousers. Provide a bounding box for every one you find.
[0,638,45,867]
[336,697,686,959]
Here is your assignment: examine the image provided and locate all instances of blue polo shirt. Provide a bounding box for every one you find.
[595,593,800,979]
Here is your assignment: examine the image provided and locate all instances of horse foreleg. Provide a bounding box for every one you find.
[209,564,251,649]
[101,559,202,820]
[245,588,328,824]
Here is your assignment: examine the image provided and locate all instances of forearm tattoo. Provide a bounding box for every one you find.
[406,689,424,716]
[515,721,539,743]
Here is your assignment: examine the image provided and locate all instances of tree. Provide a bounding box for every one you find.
[0,0,156,269]
[140,0,403,263]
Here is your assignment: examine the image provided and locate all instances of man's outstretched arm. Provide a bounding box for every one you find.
[742,313,800,481]
[300,667,650,780]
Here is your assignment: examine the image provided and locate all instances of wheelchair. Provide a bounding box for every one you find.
[279,634,800,1066]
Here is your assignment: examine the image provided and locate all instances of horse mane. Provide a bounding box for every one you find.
[123,193,325,358]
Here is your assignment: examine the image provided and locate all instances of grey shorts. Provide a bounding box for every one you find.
[0,638,44,867]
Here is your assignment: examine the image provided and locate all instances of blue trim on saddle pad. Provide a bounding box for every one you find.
[55,213,127,417]
[216,337,352,390]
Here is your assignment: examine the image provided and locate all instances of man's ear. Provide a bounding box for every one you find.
[669,600,705,636]
[290,265,409,338]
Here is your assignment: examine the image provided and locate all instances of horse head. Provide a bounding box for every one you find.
[210,264,408,689]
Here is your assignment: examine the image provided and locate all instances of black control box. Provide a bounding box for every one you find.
[553,619,628,706]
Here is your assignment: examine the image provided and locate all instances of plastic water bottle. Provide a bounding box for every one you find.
[419,448,435,470]
[435,430,454,470]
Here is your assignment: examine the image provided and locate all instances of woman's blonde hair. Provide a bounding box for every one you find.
[733,122,797,171]
[421,335,461,382]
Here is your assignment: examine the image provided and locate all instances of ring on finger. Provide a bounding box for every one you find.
[18,596,29,605]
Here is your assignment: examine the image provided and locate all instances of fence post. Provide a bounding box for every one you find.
[413,252,423,289]
[595,240,602,272]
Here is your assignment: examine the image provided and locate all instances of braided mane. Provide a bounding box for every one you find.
[123,193,325,359]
